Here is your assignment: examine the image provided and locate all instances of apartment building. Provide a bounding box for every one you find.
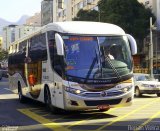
[41,0,53,26]
[41,0,99,23]
[26,13,41,26]
[15,25,41,40]
[2,25,17,50]
[2,25,41,50]
[58,0,99,21]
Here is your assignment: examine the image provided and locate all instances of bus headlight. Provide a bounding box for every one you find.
[120,85,132,93]
[65,87,85,95]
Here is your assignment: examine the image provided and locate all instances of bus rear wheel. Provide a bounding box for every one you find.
[44,87,59,114]
[18,83,26,103]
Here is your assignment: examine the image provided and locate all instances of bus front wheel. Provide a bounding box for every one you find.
[44,86,59,114]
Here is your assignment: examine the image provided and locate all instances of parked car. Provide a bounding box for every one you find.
[133,73,160,97]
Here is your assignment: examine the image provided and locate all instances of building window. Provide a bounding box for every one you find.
[77,2,83,9]
[83,0,87,7]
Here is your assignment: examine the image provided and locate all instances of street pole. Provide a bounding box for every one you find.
[150,17,153,78]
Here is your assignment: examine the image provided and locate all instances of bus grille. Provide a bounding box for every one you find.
[82,91,123,97]
[84,98,122,106]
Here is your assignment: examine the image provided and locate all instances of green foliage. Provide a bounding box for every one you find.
[98,0,156,41]
[0,50,8,61]
[73,9,99,22]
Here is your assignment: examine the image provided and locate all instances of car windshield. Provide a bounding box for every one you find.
[63,35,132,81]
[136,75,151,81]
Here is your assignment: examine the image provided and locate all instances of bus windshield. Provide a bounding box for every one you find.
[63,35,132,81]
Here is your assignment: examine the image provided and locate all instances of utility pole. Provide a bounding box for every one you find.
[150,17,157,78]
[150,17,153,78]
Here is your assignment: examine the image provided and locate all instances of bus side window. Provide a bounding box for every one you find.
[47,31,63,76]
[29,34,47,62]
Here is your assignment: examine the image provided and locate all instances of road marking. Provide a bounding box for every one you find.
[18,109,70,131]
[67,108,117,128]
[96,98,160,131]
[0,94,18,99]
[135,111,160,131]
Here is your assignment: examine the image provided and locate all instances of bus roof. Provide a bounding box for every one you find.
[44,21,126,35]
[9,22,126,48]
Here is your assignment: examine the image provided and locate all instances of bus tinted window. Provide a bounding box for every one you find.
[29,33,47,62]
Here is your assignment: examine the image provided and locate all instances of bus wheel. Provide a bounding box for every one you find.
[18,83,26,103]
[44,87,59,114]
[157,93,160,97]
[135,87,142,97]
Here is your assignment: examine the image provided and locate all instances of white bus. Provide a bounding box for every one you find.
[8,22,137,113]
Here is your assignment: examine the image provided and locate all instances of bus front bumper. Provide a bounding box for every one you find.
[64,90,133,111]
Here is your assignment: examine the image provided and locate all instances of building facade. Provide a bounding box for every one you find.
[15,25,41,41]
[58,0,99,21]
[2,25,41,50]
[41,0,99,24]
[2,25,17,50]
[26,13,41,26]
[41,0,53,26]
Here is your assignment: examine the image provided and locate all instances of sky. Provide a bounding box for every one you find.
[0,0,42,22]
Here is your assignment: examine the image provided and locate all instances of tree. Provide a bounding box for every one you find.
[73,9,99,22]
[0,50,8,61]
[98,0,156,52]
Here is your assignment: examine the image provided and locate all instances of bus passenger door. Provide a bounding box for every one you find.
[47,31,64,109]
[26,34,47,99]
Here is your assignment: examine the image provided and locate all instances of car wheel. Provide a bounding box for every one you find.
[157,93,160,97]
[135,87,142,97]
[18,83,26,103]
[44,87,59,114]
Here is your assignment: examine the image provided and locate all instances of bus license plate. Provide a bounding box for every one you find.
[97,105,110,110]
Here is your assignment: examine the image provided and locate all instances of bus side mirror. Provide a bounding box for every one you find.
[127,34,137,55]
[55,33,64,56]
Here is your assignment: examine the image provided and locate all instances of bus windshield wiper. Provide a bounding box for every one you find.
[105,56,121,80]
[84,57,97,83]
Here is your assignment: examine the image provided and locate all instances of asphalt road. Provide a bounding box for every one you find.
[0,78,160,131]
